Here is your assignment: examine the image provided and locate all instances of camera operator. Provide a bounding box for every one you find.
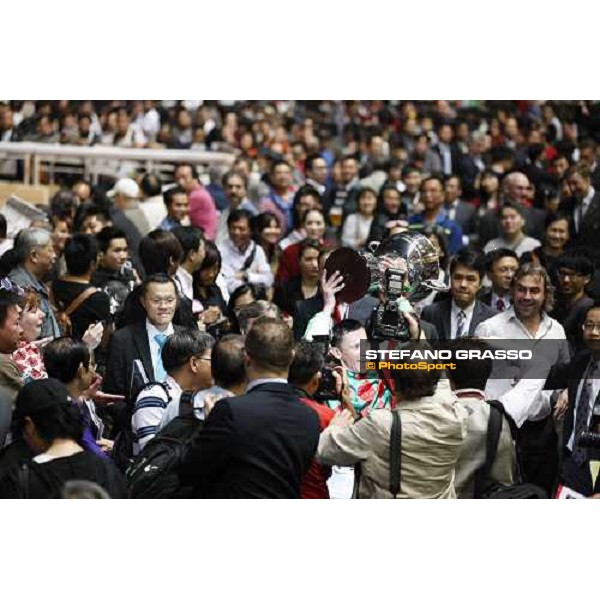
[317,341,468,498]
[545,301,600,496]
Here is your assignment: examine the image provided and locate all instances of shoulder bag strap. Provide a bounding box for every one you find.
[242,243,257,272]
[178,390,196,419]
[474,401,503,497]
[65,286,99,316]
[18,463,30,499]
[389,409,402,497]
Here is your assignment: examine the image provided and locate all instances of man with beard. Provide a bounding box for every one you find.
[475,264,570,495]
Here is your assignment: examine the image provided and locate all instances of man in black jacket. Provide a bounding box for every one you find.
[422,249,496,340]
[179,318,320,498]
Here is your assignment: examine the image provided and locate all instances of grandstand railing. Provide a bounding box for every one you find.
[0,142,236,185]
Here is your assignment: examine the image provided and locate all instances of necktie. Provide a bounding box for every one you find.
[572,361,598,465]
[496,298,506,312]
[154,333,169,382]
[455,310,466,338]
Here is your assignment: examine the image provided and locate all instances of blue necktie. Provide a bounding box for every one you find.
[154,333,168,381]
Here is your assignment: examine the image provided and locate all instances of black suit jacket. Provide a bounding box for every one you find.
[103,320,184,398]
[559,192,600,259]
[420,298,497,340]
[545,350,598,495]
[179,382,320,498]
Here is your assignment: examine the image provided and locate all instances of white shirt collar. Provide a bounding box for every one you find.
[146,319,174,338]
[246,377,288,392]
[175,266,194,301]
[451,299,476,319]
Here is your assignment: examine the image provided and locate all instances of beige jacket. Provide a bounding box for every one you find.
[453,391,516,498]
[317,385,468,499]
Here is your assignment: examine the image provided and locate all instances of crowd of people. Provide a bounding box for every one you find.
[0,99,599,499]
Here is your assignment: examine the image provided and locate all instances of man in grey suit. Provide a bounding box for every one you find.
[421,249,497,340]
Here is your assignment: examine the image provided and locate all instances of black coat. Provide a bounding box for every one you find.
[420,298,497,340]
[179,382,320,498]
[559,192,600,260]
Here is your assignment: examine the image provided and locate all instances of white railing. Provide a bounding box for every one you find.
[0,141,236,185]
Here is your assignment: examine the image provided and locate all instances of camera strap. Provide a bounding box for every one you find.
[389,409,402,497]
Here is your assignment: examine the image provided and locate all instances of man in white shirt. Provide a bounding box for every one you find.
[216,171,258,245]
[474,264,570,494]
[217,208,273,295]
[132,329,214,455]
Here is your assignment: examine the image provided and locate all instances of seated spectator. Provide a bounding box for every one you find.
[446,337,515,498]
[50,234,111,340]
[483,201,542,257]
[43,337,111,459]
[217,209,274,295]
[132,329,214,454]
[0,379,129,498]
[317,341,468,498]
[159,333,246,431]
[160,185,190,232]
[9,228,60,338]
[288,340,335,499]
[341,187,378,249]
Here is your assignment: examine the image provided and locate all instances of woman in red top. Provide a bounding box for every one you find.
[276,208,328,285]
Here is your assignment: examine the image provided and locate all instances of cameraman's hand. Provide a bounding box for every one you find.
[321,269,345,315]
[329,409,355,429]
[402,311,421,341]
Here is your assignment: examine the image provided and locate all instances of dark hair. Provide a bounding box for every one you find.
[485,248,519,272]
[582,300,600,323]
[140,172,163,198]
[211,334,246,389]
[226,284,256,333]
[499,200,526,219]
[174,162,198,180]
[0,289,21,328]
[544,210,572,231]
[270,158,291,173]
[449,248,486,281]
[291,185,321,230]
[305,153,324,173]
[511,263,555,313]
[421,175,444,190]
[391,341,441,401]
[238,300,279,334]
[444,337,492,391]
[95,226,127,254]
[172,226,204,262]
[555,250,595,278]
[288,340,324,387]
[139,230,183,275]
[163,185,187,208]
[16,402,84,445]
[43,337,91,383]
[73,202,110,233]
[377,183,404,217]
[222,169,248,190]
[0,213,7,239]
[331,319,364,349]
[161,329,214,373]
[227,208,253,229]
[298,238,323,260]
[245,318,294,371]
[64,233,98,276]
[50,190,78,220]
[301,207,325,227]
[252,212,281,265]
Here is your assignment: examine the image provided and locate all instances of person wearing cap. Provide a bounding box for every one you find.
[0,379,129,498]
[107,178,145,261]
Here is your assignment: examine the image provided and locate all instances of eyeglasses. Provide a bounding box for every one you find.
[147,296,177,306]
[196,357,211,362]
[582,322,600,333]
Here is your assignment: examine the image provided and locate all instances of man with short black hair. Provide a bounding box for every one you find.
[479,248,519,312]
[304,153,329,197]
[172,226,205,304]
[160,185,190,232]
[179,318,320,498]
[446,337,515,498]
[132,329,214,453]
[421,249,497,340]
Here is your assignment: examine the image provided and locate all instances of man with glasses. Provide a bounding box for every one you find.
[546,302,600,496]
[551,251,594,354]
[132,329,214,455]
